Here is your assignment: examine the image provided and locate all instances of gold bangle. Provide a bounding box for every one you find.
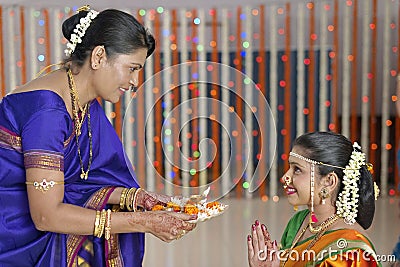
[26,179,64,193]
[132,188,142,212]
[95,210,107,238]
[119,188,129,210]
[125,188,137,211]
[104,209,112,240]
[93,210,101,237]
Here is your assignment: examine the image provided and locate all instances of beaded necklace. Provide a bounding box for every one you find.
[67,68,93,180]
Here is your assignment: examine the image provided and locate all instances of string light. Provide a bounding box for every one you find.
[11,3,398,198]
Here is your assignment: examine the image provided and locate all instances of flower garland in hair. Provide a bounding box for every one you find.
[335,142,365,225]
[64,7,99,57]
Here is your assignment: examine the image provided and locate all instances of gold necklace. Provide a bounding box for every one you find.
[309,214,339,234]
[68,71,88,136]
[67,69,93,180]
[306,214,340,250]
[280,214,340,266]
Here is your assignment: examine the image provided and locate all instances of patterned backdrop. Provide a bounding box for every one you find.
[0,0,399,200]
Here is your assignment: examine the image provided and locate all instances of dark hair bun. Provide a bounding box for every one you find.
[356,165,375,229]
[62,11,88,41]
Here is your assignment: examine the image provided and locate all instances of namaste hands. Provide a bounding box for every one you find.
[247,220,280,267]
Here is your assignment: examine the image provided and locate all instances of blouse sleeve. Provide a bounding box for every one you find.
[21,108,71,172]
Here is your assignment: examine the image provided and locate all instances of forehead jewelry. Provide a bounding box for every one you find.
[289,152,319,224]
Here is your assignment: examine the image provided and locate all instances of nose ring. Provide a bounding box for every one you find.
[129,80,138,92]
[283,175,292,189]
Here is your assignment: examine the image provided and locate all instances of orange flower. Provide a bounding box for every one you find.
[206,201,220,209]
[167,202,181,212]
[183,204,199,215]
[152,204,165,211]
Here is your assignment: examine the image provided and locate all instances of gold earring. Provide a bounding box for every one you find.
[319,187,330,205]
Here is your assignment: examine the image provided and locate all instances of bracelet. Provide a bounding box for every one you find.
[104,209,112,240]
[125,188,137,211]
[132,188,142,212]
[93,210,101,237]
[26,179,64,193]
[119,188,129,210]
[95,210,107,238]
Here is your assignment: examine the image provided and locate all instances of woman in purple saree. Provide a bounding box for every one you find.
[0,7,195,267]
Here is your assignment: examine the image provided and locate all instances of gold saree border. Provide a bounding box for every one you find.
[76,239,94,267]
[0,126,74,153]
[0,126,22,152]
[283,229,381,267]
[24,150,64,171]
[64,131,74,147]
[313,239,379,266]
[66,187,123,267]
[106,234,124,267]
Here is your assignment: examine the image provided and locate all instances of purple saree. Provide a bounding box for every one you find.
[0,90,144,267]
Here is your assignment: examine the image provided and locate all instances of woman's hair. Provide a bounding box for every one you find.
[292,131,375,230]
[62,9,155,66]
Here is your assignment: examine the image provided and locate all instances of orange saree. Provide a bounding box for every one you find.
[280,210,381,267]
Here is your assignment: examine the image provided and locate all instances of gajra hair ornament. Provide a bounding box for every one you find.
[374,182,380,201]
[64,6,99,57]
[289,142,379,227]
[335,142,364,225]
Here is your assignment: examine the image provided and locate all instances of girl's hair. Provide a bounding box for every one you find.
[62,9,155,66]
[292,131,375,229]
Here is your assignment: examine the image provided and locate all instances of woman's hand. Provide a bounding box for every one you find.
[247,220,279,267]
[128,211,197,242]
[135,189,172,211]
